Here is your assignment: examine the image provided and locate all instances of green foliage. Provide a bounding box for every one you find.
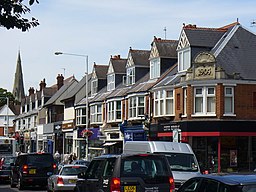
[0,0,39,32]
[0,88,15,107]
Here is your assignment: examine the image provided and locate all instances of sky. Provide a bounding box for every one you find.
[1,0,256,94]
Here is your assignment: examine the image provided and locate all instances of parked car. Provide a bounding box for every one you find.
[177,173,256,192]
[72,159,90,167]
[10,152,57,190]
[0,156,16,182]
[74,153,175,192]
[47,164,87,192]
[123,141,201,189]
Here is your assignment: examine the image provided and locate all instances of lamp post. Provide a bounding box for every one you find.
[55,51,89,161]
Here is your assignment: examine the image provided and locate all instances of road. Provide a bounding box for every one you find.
[0,183,46,192]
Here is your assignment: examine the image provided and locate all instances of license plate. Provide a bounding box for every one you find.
[69,179,77,183]
[29,169,36,174]
[124,186,136,192]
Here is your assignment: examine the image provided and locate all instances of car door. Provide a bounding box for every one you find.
[85,159,106,191]
[11,156,22,183]
[101,158,116,192]
[177,178,201,192]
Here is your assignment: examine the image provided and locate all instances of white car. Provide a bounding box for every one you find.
[47,164,87,192]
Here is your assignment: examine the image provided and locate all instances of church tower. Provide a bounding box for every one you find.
[12,50,25,103]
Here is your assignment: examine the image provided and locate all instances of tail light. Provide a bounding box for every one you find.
[53,163,57,169]
[169,177,175,192]
[110,177,121,192]
[57,176,64,185]
[22,164,28,174]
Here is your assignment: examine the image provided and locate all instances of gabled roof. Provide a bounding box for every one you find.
[128,48,150,67]
[93,64,108,79]
[44,76,78,107]
[109,55,127,74]
[152,37,178,58]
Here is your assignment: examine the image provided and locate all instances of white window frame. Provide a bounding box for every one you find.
[224,87,235,115]
[107,74,115,91]
[90,104,102,124]
[107,100,122,123]
[183,88,187,116]
[193,87,216,116]
[76,107,86,126]
[154,90,174,117]
[91,79,98,95]
[150,57,160,79]
[128,96,145,119]
[178,47,191,72]
[127,67,135,85]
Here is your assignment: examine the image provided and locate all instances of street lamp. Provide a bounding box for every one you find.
[55,51,89,161]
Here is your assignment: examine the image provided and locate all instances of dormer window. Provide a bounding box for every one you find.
[178,47,191,72]
[150,58,160,79]
[91,79,98,95]
[127,67,135,85]
[107,74,115,91]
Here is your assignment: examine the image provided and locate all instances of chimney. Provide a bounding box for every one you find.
[39,78,46,91]
[28,87,35,96]
[57,74,64,90]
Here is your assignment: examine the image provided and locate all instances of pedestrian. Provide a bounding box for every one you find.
[68,153,73,164]
[54,151,61,163]
[73,153,77,161]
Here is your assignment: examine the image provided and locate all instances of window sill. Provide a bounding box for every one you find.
[154,114,175,118]
[223,114,236,117]
[191,114,216,117]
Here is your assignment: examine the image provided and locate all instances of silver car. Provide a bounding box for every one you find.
[47,164,87,192]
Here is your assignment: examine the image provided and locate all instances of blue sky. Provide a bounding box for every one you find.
[1,0,256,93]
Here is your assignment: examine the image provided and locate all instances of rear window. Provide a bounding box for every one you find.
[27,154,54,166]
[121,155,170,179]
[242,185,256,192]
[60,166,87,176]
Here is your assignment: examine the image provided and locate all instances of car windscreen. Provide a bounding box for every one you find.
[156,152,199,172]
[27,154,54,166]
[60,166,87,176]
[3,157,16,165]
[121,155,171,182]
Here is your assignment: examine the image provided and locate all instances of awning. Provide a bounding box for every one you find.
[103,142,117,146]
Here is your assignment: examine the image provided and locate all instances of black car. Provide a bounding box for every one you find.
[177,173,256,192]
[0,156,16,183]
[10,152,57,190]
[74,153,175,192]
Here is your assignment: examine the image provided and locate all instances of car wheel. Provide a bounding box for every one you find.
[17,176,25,190]
[10,176,16,188]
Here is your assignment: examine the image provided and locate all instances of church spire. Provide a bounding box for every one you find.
[12,50,25,103]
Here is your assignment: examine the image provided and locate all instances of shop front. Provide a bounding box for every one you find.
[103,127,123,154]
[153,120,256,173]
[62,120,74,155]
[43,123,54,154]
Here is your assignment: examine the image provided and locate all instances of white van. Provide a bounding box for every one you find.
[123,141,202,189]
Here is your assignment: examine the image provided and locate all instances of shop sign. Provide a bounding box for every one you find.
[62,122,74,129]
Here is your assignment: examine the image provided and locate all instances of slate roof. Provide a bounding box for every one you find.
[110,55,127,74]
[215,25,256,80]
[152,64,179,89]
[129,48,150,67]
[106,83,132,99]
[94,64,108,79]
[89,87,110,103]
[153,37,178,58]
[44,77,78,107]
[184,27,226,48]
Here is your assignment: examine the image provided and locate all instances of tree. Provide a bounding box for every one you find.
[0,88,15,107]
[0,0,39,32]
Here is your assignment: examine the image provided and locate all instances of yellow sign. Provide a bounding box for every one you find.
[124,186,136,192]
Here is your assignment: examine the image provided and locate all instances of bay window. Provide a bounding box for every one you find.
[128,96,145,119]
[107,100,122,122]
[194,87,215,115]
[154,90,174,117]
[90,104,102,123]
